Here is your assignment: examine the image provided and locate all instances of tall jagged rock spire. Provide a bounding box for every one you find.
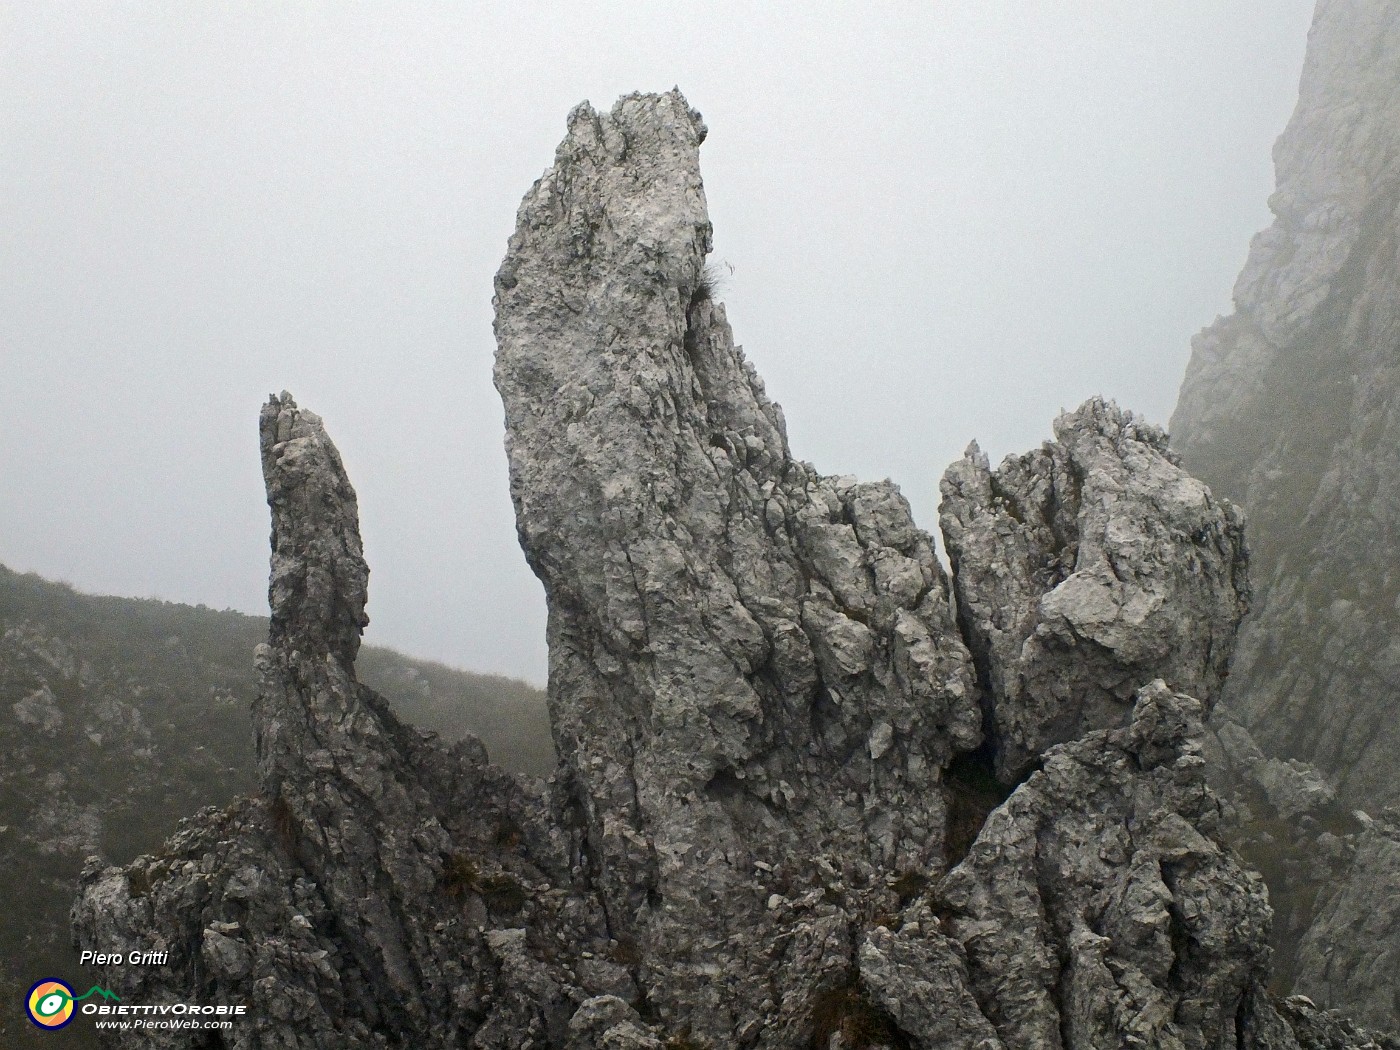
[259,392,369,667]
[251,393,449,1035]
[254,393,381,798]
[494,89,983,1040]
[73,394,597,1049]
[491,90,1318,1048]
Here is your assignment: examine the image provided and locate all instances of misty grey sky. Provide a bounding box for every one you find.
[1,2,1314,684]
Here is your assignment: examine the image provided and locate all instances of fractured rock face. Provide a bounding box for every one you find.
[941,398,1249,781]
[250,394,455,1036]
[1251,995,1400,1050]
[1296,813,1400,1033]
[73,395,601,1049]
[1201,717,1372,994]
[491,89,1343,1048]
[494,89,982,1043]
[1170,0,1400,810]
[862,683,1271,1050]
[1169,2,1400,1032]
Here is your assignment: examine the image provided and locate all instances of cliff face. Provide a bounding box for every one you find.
[1171,2,1400,1029]
[1171,0,1400,809]
[71,91,1393,1049]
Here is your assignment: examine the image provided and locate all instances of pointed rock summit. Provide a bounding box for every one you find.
[74,394,602,1048]
[494,89,983,1038]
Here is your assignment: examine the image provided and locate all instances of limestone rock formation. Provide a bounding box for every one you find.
[70,90,1391,1049]
[940,400,1248,781]
[867,681,1272,1050]
[487,89,1353,1048]
[73,395,598,1049]
[0,567,547,1050]
[1199,718,1368,992]
[1171,0,1400,810]
[1260,996,1400,1050]
[493,89,983,1043]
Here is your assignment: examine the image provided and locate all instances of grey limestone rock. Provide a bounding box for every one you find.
[1295,814,1400,1032]
[565,997,663,1050]
[1171,0,1400,1031]
[72,395,606,1049]
[857,913,1003,1050]
[493,88,982,1046]
[491,89,1359,1049]
[936,682,1271,1050]
[1171,0,1400,810]
[12,683,64,734]
[69,89,1392,1050]
[1202,718,1367,992]
[0,557,546,1048]
[940,398,1249,781]
[1253,995,1400,1050]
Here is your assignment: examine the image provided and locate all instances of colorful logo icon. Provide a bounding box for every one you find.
[25,979,121,1030]
[26,979,76,1029]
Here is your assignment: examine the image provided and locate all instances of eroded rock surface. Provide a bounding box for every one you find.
[1171,0,1400,811]
[1295,813,1400,1033]
[494,89,983,1044]
[73,396,601,1049]
[941,400,1248,781]
[856,683,1270,1050]
[1201,719,1370,993]
[1170,1,1400,1031]
[70,91,1391,1049]
[1255,995,1400,1050]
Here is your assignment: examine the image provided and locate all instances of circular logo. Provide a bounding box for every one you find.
[26,978,76,1029]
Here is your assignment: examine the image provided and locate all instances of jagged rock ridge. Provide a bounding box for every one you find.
[0,566,545,1050]
[71,91,1392,1049]
[75,396,598,1048]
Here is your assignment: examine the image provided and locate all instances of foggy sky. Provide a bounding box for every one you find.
[1,2,1315,684]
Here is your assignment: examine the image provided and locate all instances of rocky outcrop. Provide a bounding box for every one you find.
[488,89,1347,1047]
[73,396,594,1049]
[941,401,1248,781]
[1199,719,1367,992]
[864,681,1271,1050]
[0,569,548,1050]
[1171,0,1400,810]
[1259,996,1400,1050]
[71,90,1390,1049]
